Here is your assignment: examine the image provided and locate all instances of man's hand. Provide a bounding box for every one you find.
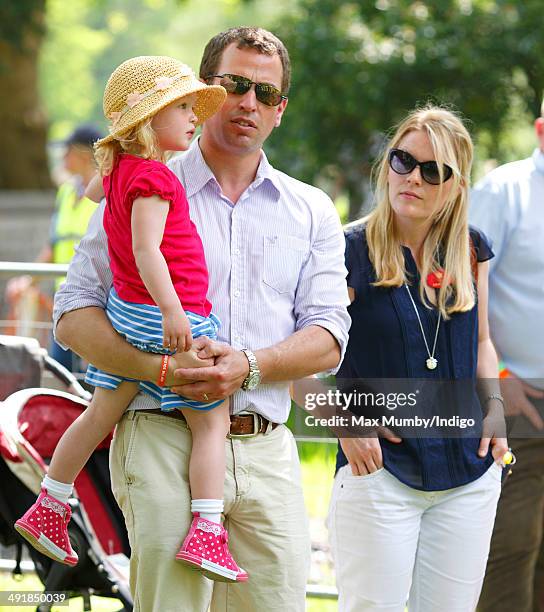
[170,340,248,401]
[164,336,214,387]
[501,374,544,430]
[340,427,402,476]
[478,403,509,461]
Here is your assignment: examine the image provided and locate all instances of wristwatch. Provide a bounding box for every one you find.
[241,349,261,391]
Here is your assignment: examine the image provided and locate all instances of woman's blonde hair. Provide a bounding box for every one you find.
[364,105,474,319]
[94,119,165,176]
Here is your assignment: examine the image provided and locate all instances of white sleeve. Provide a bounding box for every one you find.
[294,196,351,373]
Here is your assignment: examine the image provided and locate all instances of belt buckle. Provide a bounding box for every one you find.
[228,411,262,439]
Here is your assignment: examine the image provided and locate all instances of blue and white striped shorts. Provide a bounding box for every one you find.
[85,288,222,412]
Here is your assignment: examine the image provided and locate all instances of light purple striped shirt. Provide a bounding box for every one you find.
[53,139,351,423]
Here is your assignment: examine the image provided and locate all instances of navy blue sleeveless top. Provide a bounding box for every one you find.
[335,225,495,491]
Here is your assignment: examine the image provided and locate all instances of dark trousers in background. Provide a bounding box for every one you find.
[478,402,544,612]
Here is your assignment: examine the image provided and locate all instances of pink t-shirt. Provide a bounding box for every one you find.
[103,154,211,317]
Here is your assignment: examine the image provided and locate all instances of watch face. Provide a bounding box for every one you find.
[246,372,260,390]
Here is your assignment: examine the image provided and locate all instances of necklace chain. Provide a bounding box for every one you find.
[405,284,441,370]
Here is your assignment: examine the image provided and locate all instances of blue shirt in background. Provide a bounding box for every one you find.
[469,149,544,385]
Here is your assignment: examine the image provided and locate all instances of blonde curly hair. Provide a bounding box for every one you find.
[94,120,166,176]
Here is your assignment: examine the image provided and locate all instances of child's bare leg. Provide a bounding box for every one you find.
[181,399,230,500]
[176,400,247,581]
[14,382,140,565]
[48,381,139,484]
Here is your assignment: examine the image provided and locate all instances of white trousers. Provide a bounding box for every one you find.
[327,463,502,612]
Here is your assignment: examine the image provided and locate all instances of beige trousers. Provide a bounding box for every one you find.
[109,410,310,612]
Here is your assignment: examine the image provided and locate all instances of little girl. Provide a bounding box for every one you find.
[15,56,248,583]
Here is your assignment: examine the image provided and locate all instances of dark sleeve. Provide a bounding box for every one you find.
[469,226,494,263]
[345,228,364,289]
[125,165,177,204]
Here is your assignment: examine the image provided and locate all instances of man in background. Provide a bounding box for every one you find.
[471,100,544,612]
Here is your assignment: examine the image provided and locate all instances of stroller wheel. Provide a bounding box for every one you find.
[67,523,88,567]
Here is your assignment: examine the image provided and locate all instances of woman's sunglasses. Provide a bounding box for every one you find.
[206,73,287,107]
[388,148,453,185]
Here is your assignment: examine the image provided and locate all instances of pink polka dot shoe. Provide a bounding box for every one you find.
[14,488,78,566]
[176,513,248,583]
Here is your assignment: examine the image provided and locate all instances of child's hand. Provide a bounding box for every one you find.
[162,307,193,352]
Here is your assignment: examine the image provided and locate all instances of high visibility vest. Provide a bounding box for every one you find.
[51,181,96,288]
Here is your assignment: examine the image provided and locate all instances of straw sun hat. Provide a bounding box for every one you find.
[96,55,226,146]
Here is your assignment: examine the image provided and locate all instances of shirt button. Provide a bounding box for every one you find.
[234,249,240,256]
[234,290,241,298]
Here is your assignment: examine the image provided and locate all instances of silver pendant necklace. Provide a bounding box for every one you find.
[405,284,441,370]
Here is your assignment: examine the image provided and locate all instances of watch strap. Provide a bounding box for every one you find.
[241,348,260,391]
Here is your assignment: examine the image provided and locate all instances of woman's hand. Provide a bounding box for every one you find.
[162,306,193,352]
[340,427,402,476]
[478,403,509,462]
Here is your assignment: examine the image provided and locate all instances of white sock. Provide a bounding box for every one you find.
[42,475,73,505]
[191,499,223,525]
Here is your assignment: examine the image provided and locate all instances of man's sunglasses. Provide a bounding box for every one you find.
[206,73,287,107]
[388,148,453,185]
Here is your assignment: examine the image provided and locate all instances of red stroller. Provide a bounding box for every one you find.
[0,335,133,611]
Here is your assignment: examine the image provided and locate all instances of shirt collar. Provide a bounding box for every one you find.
[254,149,281,199]
[532,148,544,175]
[182,138,281,200]
[182,138,217,198]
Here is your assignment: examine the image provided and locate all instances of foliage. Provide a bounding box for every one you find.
[40,0,293,140]
[4,0,543,191]
[269,0,544,219]
[0,0,45,50]
[39,0,111,138]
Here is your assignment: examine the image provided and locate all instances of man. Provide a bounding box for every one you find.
[53,28,350,612]
[471,101,544,612]
[6,124,101,371]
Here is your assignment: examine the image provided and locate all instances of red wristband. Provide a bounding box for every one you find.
[157,354,169,387]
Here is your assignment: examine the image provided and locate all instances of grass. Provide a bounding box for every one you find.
[0,570,339,612]
[299,440,339,610]
[306,598,339,611]
[299,440,337,519]
[0,571,122,612]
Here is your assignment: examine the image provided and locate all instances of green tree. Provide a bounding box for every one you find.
[269,0,544,220]
[0,0,290,188]
[0,0,51,188]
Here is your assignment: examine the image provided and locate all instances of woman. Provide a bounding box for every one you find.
[327,106,508,611]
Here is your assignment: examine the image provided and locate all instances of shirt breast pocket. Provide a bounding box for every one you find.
[263,234,310,294]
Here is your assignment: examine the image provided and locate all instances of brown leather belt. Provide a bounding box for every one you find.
[134,409,279,437]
